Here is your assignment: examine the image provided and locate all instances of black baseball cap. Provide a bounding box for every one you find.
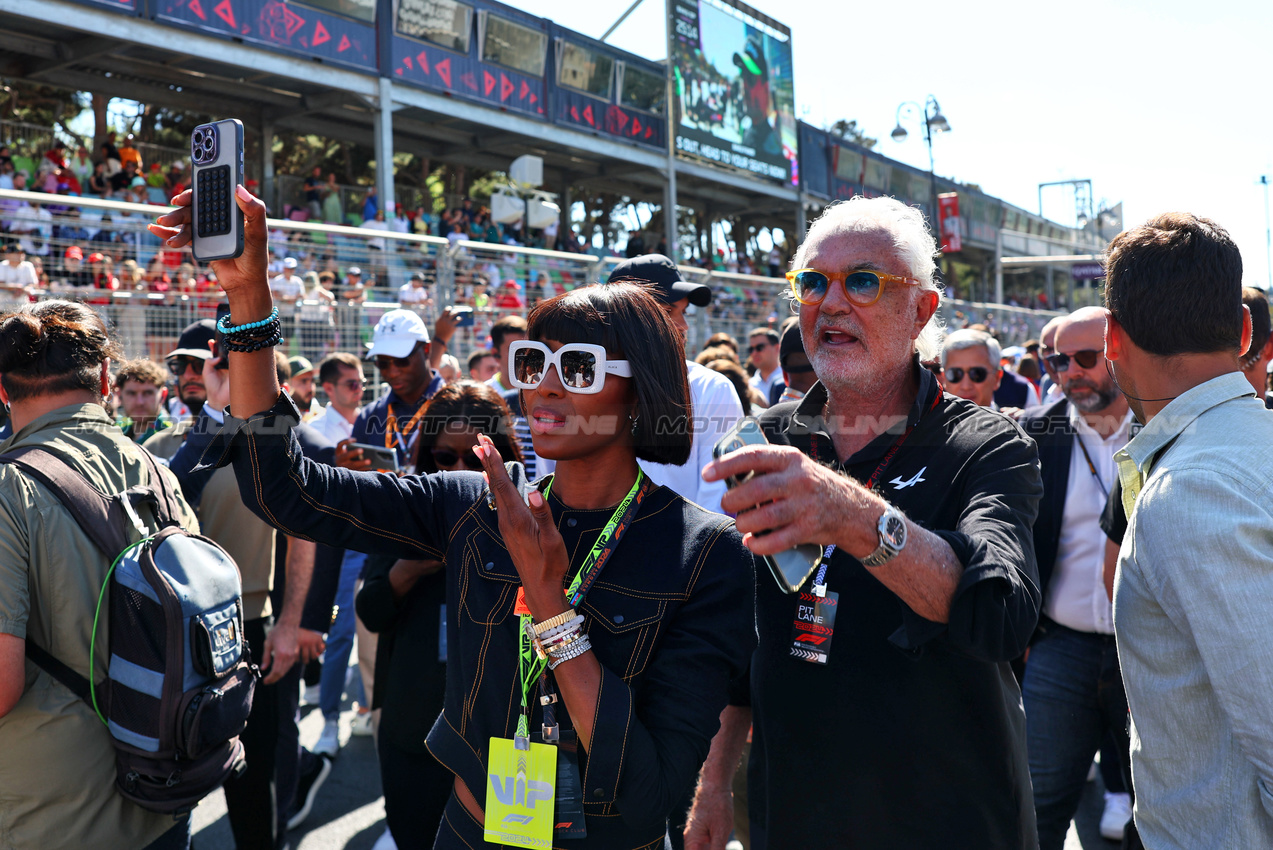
[166,318,216,360]
[607,254,712,307]
[779,322,805,365]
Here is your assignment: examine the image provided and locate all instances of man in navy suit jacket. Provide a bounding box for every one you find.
[1017,308,1136,848]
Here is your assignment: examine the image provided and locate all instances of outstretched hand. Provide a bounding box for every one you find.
[147,184,270,297]
[475,433,571,621]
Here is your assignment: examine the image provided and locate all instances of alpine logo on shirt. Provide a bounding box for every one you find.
[889,466,927,490]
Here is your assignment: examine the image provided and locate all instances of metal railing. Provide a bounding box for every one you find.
[0,188,1055,371]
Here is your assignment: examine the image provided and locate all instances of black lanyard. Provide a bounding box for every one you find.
[1073,431,1109,499]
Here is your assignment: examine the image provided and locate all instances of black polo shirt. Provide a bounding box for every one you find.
[746,364,1044,849]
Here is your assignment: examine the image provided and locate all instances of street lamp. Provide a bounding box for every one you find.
[891,95,951,226]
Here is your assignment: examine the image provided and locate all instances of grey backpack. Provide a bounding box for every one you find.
[0,446,257,814]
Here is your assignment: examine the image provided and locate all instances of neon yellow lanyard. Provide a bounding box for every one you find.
[513,470,645,743]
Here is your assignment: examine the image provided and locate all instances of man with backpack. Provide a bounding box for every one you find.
[0,301,207,849]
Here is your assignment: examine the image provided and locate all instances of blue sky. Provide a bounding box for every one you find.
[516,0,1273,288]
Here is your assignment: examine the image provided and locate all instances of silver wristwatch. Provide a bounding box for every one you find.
[862,504,907,568]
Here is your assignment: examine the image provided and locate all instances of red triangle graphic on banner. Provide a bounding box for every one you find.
[570,106,580,122]
[282,5,305,37]
[519,80,530,100]
[583,104,595,126]
[461,71,477,90]
[612,107,629,131]
[312,20,330,46]
[529,93,537,105]
[337,33,351,52]
[645,126,654,139]
[482,71,496,96]
[436,58,452,87]
[416,51,429,73]
[499,74,514,101]
[213,0,235,28]
[395,68,403,75]
[402,54,413,69]
[631,116,642,137]
[187,0,206,18]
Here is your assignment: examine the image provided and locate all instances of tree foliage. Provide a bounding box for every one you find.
[827,118,877,149]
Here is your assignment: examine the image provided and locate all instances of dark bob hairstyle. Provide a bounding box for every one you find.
[526,282,692,467]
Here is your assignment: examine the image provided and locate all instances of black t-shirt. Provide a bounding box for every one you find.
[745,368,1044,849]
[304,175,324,203]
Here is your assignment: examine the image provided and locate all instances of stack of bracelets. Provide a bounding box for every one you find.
[526,611,592,670]
[216,306,284,353]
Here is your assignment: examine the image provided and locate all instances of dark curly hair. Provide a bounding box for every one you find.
[0,300,121,402]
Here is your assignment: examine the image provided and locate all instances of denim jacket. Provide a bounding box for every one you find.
[193,393,756,848]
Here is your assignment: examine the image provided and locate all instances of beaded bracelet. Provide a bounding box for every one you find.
[222,331,284,353]
[548,634,592,670]
[538,615,585,641]
[217,306,280,335]
[532,609,577,635]
[222,316,281,340]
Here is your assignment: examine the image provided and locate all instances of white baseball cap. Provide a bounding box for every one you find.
[283,257,298,269]
[366,309,430,358]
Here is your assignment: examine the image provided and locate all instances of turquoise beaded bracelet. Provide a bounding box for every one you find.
[217,306,280,335]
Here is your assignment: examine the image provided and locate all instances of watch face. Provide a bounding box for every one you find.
[883,514,906,548]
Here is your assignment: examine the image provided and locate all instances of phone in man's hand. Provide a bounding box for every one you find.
[348,442,400,473]
[190,119,245,262]
[713,418,823,594]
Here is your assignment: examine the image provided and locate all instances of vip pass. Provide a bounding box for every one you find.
[217,306,283,353]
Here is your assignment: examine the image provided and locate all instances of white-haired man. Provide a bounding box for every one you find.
[941,328,1003,408]
[687,197,1043,849]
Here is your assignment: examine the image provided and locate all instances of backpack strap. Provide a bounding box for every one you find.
[0,447,132,558]
[23,641,93,703]
[134,445,183,528]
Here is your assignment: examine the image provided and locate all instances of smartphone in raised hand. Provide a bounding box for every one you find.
[190,119,245,262]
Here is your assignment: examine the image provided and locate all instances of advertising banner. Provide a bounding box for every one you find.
[157,0,376,72]
[938,192,962,253]
[391,36,546,118]
[554,88,665,149]
[669,0,798,185]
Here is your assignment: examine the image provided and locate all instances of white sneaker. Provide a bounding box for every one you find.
[314,718,340,757]
[350,706,374,737]
[1100,791,1132,841]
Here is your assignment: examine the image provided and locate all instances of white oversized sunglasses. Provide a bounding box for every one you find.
[508,340,632,395]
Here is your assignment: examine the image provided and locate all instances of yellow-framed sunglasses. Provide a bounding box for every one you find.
[785,267,920,307]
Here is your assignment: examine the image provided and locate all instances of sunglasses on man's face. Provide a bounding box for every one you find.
[339,378,366,392]
[786,267,920,307]
[944,366,991,384]
[509,341,632,395]
[1045,350,1101,373]
[431,447,483,471]
[748,342,771,355]
[167,356,204,377]
[375,354,415,371]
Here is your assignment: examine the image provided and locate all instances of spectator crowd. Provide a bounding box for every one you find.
[10,179,1264,850]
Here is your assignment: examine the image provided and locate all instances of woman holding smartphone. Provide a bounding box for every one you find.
[151,188,755,849]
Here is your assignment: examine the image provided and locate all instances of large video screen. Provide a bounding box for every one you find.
[669,0,797,185]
